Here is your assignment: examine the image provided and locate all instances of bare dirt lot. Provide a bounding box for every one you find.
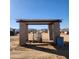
[10,33,69,59]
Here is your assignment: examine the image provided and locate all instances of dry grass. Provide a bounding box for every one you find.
[10,33,69,59]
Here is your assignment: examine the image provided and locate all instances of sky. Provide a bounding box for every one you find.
[10,0,69,29]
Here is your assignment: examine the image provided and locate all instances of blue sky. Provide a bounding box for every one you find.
[10,0,69,29]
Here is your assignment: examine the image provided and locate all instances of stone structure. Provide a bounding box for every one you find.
[17,19,62,46]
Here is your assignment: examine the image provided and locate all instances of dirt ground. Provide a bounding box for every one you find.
[10,33,69,59]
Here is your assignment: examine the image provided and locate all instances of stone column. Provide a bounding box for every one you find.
[48,22,60,41]
[48,24,54,40]
[19,22,28,46]
[53,22,60,40]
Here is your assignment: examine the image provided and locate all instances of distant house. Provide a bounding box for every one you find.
[41,29,48,33]
[60,28,69,34]
[28,29,37,33]
[10,28,16,36]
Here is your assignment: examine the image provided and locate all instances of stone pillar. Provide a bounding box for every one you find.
[48,22,60,41]
[48,24,54,40]
[53,22,60,40]
[19,22,28,46]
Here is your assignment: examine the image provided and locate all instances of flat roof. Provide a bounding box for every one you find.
[16,19,62,25]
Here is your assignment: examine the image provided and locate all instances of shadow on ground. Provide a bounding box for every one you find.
[22,41,69,59]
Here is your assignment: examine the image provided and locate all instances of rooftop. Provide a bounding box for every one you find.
[16,19,62,25]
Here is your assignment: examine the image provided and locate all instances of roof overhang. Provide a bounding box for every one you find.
[16,19,62,25]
